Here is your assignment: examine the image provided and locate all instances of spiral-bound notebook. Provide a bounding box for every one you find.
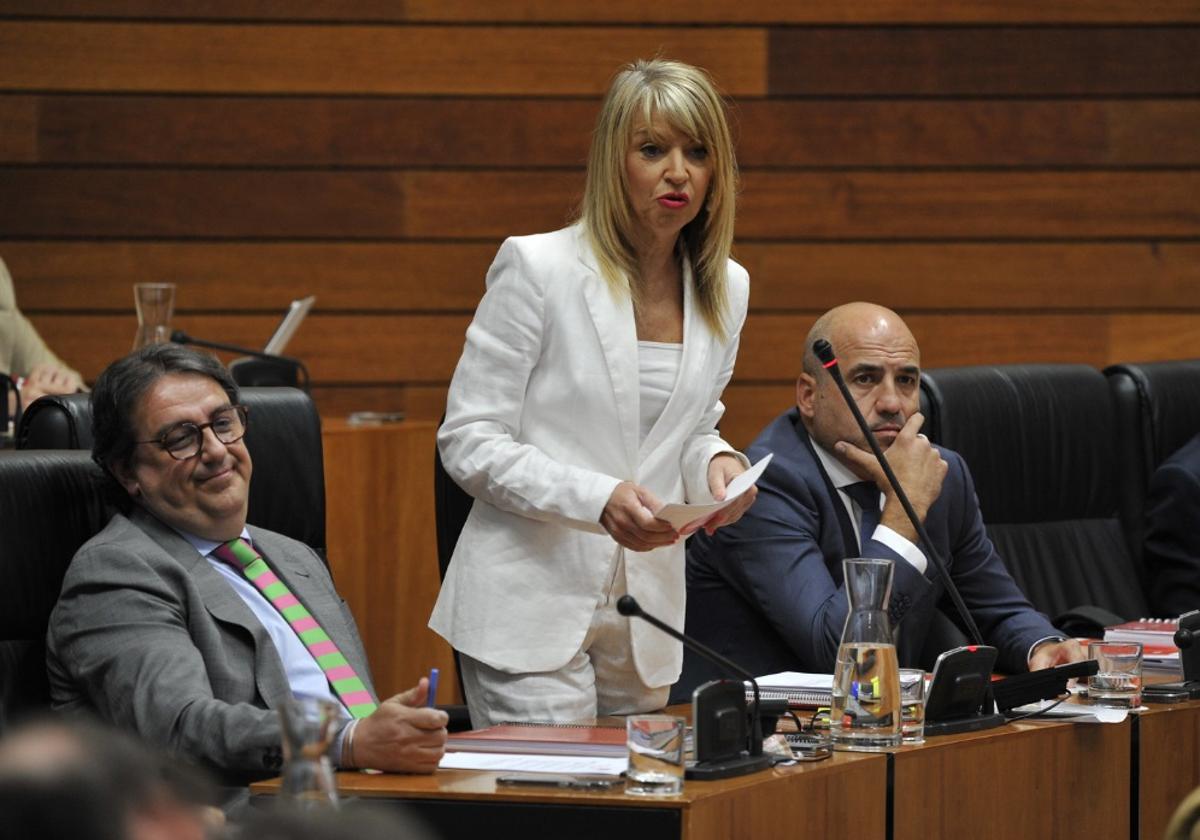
[751,671,834,709]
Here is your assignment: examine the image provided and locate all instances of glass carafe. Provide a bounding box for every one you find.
[132,282,176,350]
[830,557,902,751]
[278,697,340,808]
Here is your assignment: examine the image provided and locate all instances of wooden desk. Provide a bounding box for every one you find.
[254,702,1200,839]
[321,419,462,703]
[254,753,887,840]
[891,715,1131,840]
[1138,699,1200,840]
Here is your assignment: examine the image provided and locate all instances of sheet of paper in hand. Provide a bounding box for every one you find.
[653,453,773,531]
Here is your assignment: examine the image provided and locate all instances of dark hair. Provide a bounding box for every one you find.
[0,715,216,840]
[91,343,238,482]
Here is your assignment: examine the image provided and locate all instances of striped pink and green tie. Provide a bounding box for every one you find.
[212,537,378,719]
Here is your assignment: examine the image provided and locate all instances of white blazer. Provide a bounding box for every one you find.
[429,225,750,687]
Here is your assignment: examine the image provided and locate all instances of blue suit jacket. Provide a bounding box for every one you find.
[679,408,1057,696]
[1144,431,1200,617]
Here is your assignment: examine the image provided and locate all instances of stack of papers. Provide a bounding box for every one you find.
[751,671,834,708]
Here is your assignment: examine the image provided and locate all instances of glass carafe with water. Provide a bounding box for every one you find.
[830,557,902,751]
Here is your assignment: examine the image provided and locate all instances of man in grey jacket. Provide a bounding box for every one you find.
[47,344,446,792]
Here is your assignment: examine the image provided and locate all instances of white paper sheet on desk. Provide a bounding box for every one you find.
[653,453,773,530]
[439,752,627,776]
[1008,700,1136,723]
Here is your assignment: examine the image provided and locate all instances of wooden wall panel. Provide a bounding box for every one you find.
[9,242,1199,314]
[5,242,501,310]
[25,309,1192,384]
[28,314,471,382]
[734,100,1200,168]
[6,169,1197,240]
[739,172,1200,239]
[3,95,598,167]
[5,1,1200,24]
[769,27,1200,95]
[5,95,1198,167]
[0,9,1195,535]
[0,22,767,95]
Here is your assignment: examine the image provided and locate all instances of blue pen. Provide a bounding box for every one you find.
[427,667,440,707]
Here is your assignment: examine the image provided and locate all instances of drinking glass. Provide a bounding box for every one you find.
[625,715,685,796]
[279,696,340,807]
[898,668,927,744]
[132,283,176,350]
[1087,641,1143,709]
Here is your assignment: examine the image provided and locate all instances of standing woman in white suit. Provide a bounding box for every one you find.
[431,58,756,727]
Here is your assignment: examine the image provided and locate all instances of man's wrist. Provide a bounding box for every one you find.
[338,718,359,768]
[1026,635,1068,666]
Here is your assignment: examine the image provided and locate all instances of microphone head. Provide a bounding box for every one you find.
[169,329,189,344]
[616,595,641,618]
[812,339,835,365]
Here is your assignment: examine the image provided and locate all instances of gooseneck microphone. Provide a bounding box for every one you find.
[617,594,772,762]
[811,338,985,649]
[171,330,309,390]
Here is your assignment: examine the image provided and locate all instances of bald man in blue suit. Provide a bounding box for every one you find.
[678,303,1083,697]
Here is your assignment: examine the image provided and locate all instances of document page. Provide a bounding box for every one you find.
[654,453,773,530]
[439,752,627,775]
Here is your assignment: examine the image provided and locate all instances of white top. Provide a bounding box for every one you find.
[638,341,683,444]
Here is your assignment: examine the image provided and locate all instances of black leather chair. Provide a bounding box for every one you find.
[920,364,1148,635]
[0,451,115,731]
[2,387,329,731]
[17,387,326,555]
[1105,359,1200,564]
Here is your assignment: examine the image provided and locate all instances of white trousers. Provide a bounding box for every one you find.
[458,552,670,728]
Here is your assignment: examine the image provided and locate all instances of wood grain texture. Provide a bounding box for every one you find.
[9,241,1199,313]
[250,750,888,840]
[1139,703,1200,840]
[6,169,1197,240]
[734,99,1200,168]
[769,27,1200,95]
[892,719,1130,840]
[2,95,598,167]
[737,171,1200,240]
[7,0,1200,24]
[26,313,471,382]
[5,241,502,311]
[735,243,1200,311]
[0,21,766,95]
[321,419,463,703]
[5,95,1197,167]
[25,311,1199,385]
[0,169,579,239]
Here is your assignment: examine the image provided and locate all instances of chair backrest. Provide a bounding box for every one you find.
[433,432,474,585]
[0,451,115,730]
[433,425,474,706]
[3,387,330,730]
[17,387,326,554]
[919,364,1149,628]
[1104,359,1200,561]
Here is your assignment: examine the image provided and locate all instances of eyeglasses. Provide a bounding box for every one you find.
[135,405,249,461]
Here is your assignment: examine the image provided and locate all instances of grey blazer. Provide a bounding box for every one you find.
[46,508,375,785]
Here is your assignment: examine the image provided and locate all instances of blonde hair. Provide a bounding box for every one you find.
[579,58,739,340]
